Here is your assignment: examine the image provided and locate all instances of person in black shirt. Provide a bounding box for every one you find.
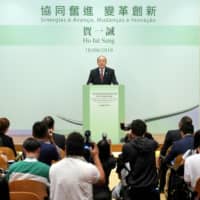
[42,116,66,151]
[0,177,10,200]
[32,121,59,165]
[0,118,17,156]
[121,119,159,200]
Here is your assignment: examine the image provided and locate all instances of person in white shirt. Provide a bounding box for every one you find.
[184,139,200,189]
[50,132,105,200]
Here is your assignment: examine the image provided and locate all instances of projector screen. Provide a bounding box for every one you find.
[0,0,199,139]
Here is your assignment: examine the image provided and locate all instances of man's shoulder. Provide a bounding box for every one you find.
[173,138,182,146]
[41,142,57,151]
[90,67,114,72]
[79,159,99,178]
[22,161,50,174]
[9,160,24,169]
[37,161,50,169]
[186,153,200,164]
[50,158,65,171]
[68,157,97,168]
[167,129,180,136]
[53,133,65,140]
[105,67,115,72]
[173,136,191,151]
[123,141,132,149]
[166,129,181,142]
[122,141,135,153]
[178,135,193,144]
[90,67,99,72]
[0,134,13,142]
[50,157,96,171]
[7,161,27,177]
[67,157,96,168]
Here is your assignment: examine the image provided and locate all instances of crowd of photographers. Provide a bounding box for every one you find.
[0,115,200,200]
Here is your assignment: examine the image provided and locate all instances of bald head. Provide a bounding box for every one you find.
[97,55,107,69]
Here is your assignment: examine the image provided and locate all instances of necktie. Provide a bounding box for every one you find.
[100,69,104,82]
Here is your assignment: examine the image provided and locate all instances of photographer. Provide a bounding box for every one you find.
[93,135,116,200]
[50,132,105,200]
[119,119,159,200]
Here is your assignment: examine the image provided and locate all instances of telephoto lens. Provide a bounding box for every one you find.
[83,130,93,162]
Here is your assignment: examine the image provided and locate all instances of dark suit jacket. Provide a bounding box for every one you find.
[87,67,118,85]
[0,134,17,156]
[53,133,66,151]
[164,134,193,164]
[160,129,181,156]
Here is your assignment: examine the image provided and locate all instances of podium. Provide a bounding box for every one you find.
[83,85,125,144]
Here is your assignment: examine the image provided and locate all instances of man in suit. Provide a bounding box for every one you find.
[160,116,192,157]
[164,122,194,200]
[87,55,118,85]
[164,121,194,164]
[42,116,66,151]
[159,116,193,192]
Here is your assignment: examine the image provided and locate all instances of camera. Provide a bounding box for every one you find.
[120,122,131,131]
[83,130,93,162]
[102,133,107,140]
[84,130,93,150]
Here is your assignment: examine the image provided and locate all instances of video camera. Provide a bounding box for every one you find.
[84,130,94,150]
[120,122,131,131]
[102,133,107,140]
[83,130,94,162]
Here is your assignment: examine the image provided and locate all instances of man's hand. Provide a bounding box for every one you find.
[48,128,55,144]
[90,143,99,158]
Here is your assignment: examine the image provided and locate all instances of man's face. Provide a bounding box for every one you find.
[97,57,107,69]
